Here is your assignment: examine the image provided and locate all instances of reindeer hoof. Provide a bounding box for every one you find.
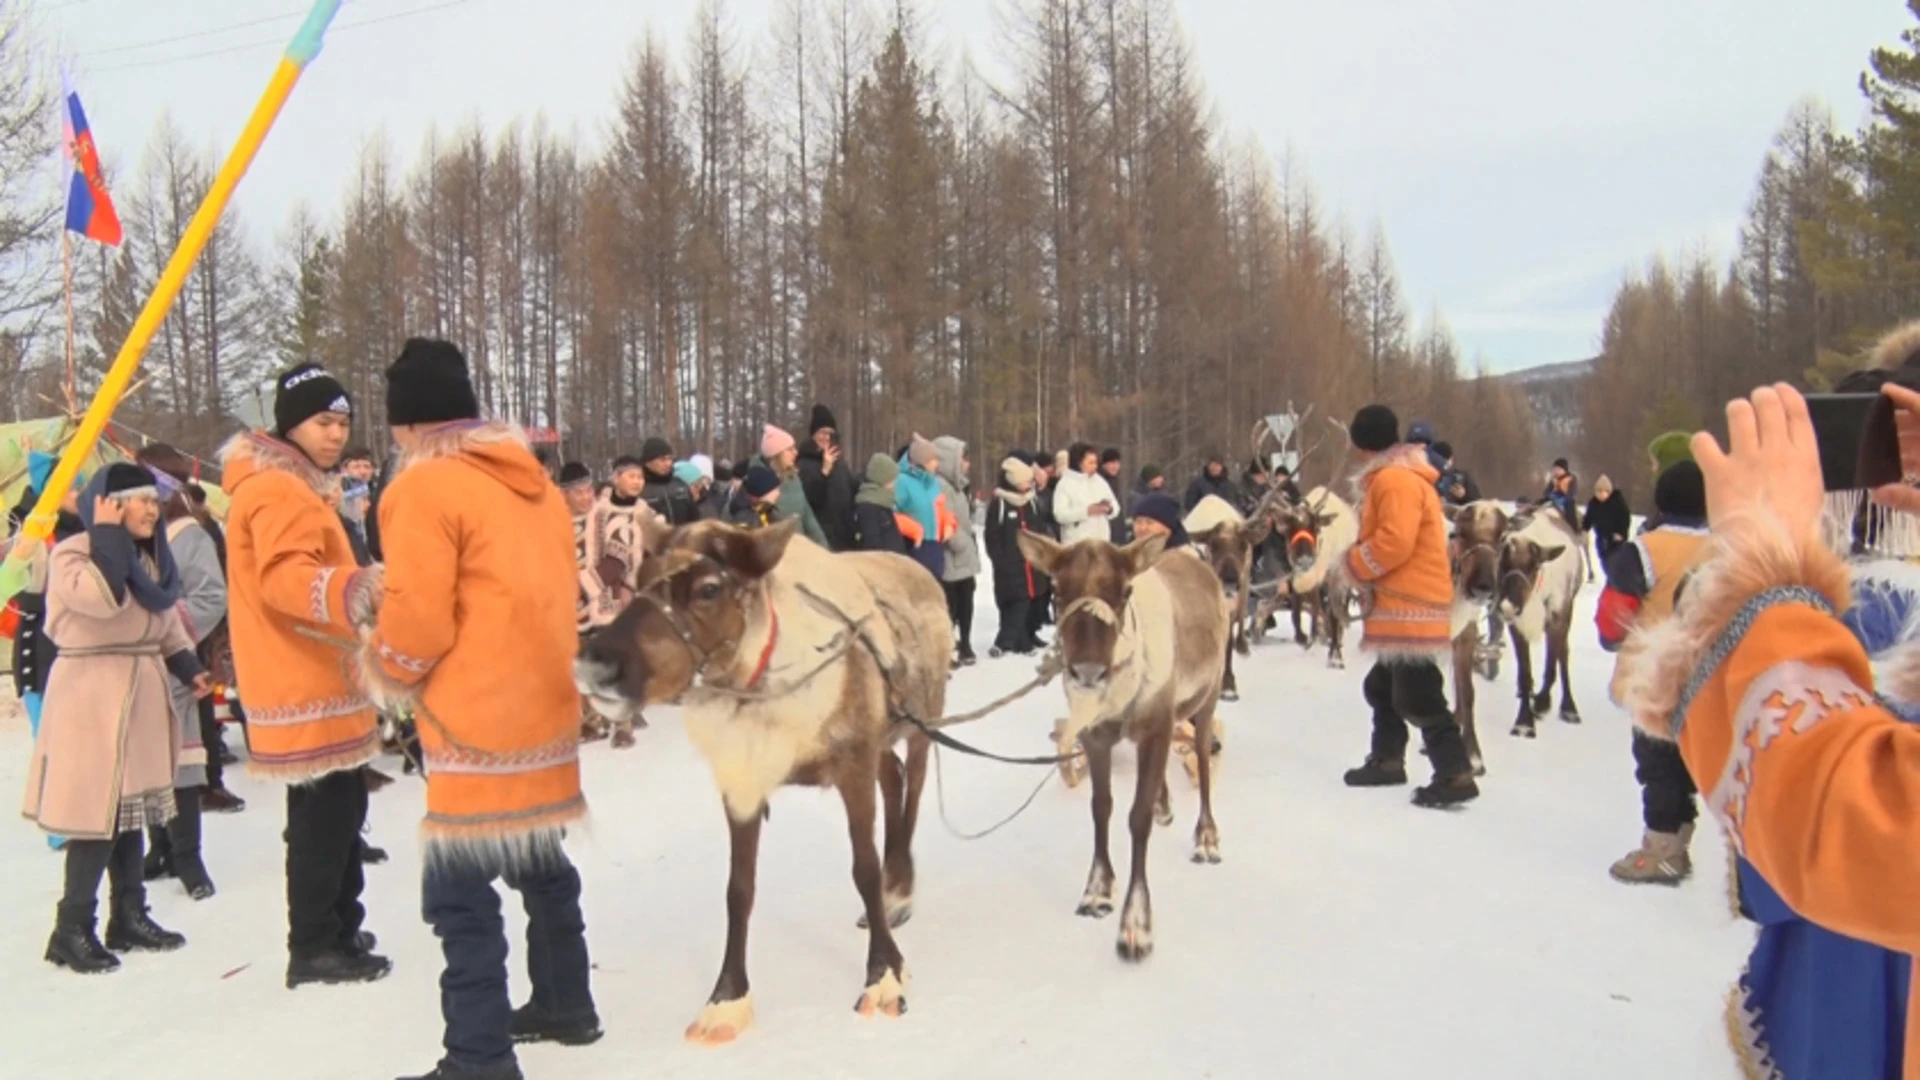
[610,728,637,750]
[1328,656,1346,670]
[1531,694,1552,717]
[1192,832,1221,864]
[1220,686,1239,703]
[854,971,908,1018]
[1560,707,1582,724]
[1077,896,1114,919]
[685,996,754,1045]
[857,897,914,930]
[1471,759,1488,778]
[1116,924,1154,962]
[1511,723,1536,739]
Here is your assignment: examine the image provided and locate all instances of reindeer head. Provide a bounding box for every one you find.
[1192,518,1269,604]
[1445,501,1510,605]
[1495,510,1566,619]
[1273,497,1339,576]
[1019,533,1167,691]
[574,518,798,717]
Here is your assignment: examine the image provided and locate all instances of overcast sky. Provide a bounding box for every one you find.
[41,0,1912,373]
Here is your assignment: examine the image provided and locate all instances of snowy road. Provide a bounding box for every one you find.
[1,586,1754,1079]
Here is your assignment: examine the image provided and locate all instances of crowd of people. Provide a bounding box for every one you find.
[7,322,1920,1078]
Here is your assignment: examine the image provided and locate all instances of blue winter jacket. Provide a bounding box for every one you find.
[894,456,942,543]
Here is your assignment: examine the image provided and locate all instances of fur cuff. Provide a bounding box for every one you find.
[352,630,425,714]
[345,567,383,628]
[1616,515,1849,740]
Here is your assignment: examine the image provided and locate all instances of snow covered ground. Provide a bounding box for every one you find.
[0,584,1756,1080]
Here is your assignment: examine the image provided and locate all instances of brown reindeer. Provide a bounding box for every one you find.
[574,519,947,1044]
[1444,500,1510,776]
[1186,494,1268,703]
[1018,531,1231,962]
[1267,487,1358,669]
[1497,509,1585,737]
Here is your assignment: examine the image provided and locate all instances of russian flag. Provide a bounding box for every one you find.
[62,76,122,247]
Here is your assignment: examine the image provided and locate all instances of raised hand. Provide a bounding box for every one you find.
[1690,384,1824,539]
[92,496,125,527]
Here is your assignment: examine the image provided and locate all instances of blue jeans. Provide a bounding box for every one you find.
[423,851,594,1070]
[25,693,65,850]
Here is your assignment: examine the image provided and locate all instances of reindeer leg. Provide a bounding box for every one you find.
[1453,630,1484,775]
[1327,599,1346,670]
[862,735,925,930]
[1292,594,1310,648]
[1555,621,1581,723]
[1509,624,1537,738]
[1190,706,1222,864]
[840,758,908,1020]
[1077,728,1118,918]
[1220,639,1239,703]
[686,808,763,1045]
[1118,725,1172,962]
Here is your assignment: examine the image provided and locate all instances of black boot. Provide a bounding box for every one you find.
[105,895,187,952]
[169,788,216,901]
[510,1002,604,1047]
[142,825,173,881]
[286,947,393,989]
[45,901,119,974]
[395,1060,524,1080]
[1343,757,1407,787]
[1412,774,1481,808]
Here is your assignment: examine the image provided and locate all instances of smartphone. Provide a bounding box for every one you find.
[1805,393,1902,492]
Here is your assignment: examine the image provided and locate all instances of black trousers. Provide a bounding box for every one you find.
[1362,660,1471,777]
[424,853,594,1070]
[994,598,1032,652]
[943,578,976,652]
[60,831,143,923]
[197,695,225,789]
[1632,730,1698,834]
[285,768,369,957]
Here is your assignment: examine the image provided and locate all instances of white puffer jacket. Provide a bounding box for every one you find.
[1052,469,1119,547]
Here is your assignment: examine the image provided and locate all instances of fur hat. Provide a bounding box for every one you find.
[761,425,796,459]
[866,453,899,486]
[1002,456,1035,489]
[1349,405,1399,453]
[274,363,352,437]
[1653,460,1706,520]
[809,404,838,435]
[1870,320,1920,371]
[1053,449,1070,475]
[742,465,781,500]
[641,437,674,463]
[558,461,592,489]
[385,339,477,428]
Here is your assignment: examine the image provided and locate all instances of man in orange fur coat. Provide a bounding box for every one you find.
[1338,404,1480,809]
[363,340,597,1080]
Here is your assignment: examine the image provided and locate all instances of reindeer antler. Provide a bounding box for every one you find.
[1309,417,1352,516]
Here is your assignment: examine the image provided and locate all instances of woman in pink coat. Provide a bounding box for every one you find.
[21,464,211,974]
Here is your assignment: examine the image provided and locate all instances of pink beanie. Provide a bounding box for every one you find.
[760,424,796,459]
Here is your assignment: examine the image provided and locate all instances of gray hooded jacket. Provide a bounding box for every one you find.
[933,436,981,582]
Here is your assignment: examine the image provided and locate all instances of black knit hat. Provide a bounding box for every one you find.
[1553,457,1570,471]
[713,462,735,484]
[274,363,352,438]
[1350,405,1399,453]
[809,404,837,435]
[1654,460,1706,520]
[385,339,478,427]
[1431,440,1454,461]
[743,465,781,500]
[1139,464,1163,485]
[102,462,158,498]
[1100,447,1122,466]
[641,437,673,463]
[558,462,592,489]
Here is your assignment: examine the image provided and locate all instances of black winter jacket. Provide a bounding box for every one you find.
[854,500,909,555]
[1584,492,1633,559]
[1183,471,1237,513]
[984,488,1043,610]
[797,444,858,551]
[643,472,699,526]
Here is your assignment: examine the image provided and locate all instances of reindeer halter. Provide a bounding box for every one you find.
[630,549,774,689]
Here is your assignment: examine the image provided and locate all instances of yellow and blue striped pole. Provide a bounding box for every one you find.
[1,0,343,598]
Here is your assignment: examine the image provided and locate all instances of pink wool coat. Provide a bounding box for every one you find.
[21,533,195,840]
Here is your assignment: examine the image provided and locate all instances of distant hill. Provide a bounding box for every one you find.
[1496,357,1593,453]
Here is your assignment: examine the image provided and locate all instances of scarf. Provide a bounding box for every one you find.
[856,480,896,509]
[996,487,1034,508]
[77,469,181,614]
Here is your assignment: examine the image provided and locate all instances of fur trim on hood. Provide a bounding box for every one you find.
[1869,319,1920,371]
[1348,443,1438,499]
[219,430,339,500]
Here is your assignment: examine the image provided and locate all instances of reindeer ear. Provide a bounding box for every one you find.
[1442,504,1461,526]
[713,518,799,579]
[1192,524,1222,548]
[1017,531,1065,575]
[1123,532,1168,577]
[1316,511,1339,528]
[1539,543,1567,563]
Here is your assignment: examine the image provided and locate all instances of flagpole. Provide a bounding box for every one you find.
[62,228,76,416]
[0,0,344,600]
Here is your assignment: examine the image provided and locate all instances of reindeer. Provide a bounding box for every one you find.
[573,519,947,1044]
[1443,500,1510,775]
[1496,508,1586,737]
[1267,486,1359,669]
[1018,530,1231,962]
[1184,494,1267,703]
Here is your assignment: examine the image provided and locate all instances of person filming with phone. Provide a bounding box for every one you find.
[1615,376,1920,1080]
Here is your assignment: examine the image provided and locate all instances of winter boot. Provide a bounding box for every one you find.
[286,947,393,989]
[45,902,119,974]
[395,1060,525,1080]
[200,786,246,814]
[957,644,978,667]
[510,1003,605,1046]
[1342,757,1408,787]
[1411,774,1480,809]
[167,788,216,901]
[1609,829,1693,885]
[142,826,173,881]
[104,895,187,953]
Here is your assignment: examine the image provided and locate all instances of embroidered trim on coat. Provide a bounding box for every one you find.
[423,732,580,776]
[312,566,336,626]
[243,694,371,728]
[377,640,437,675]
[1671,587,1836,736]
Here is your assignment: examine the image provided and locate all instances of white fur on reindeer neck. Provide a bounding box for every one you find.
[1500,512,1584,643]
